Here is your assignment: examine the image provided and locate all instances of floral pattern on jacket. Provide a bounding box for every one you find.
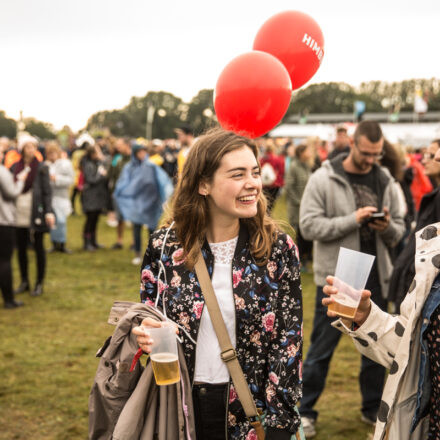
[140,224,303,439]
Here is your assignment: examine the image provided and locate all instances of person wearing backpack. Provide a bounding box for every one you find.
[132,128,304,440]
[259,140,285,212]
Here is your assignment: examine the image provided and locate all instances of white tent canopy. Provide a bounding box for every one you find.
[270,122,440,148]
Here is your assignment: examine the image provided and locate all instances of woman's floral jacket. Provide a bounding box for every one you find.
[140,224,303,439]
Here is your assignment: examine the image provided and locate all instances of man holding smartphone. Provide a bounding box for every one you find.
[298,121,405,437]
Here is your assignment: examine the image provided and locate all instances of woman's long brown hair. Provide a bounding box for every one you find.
[164,127,279,268]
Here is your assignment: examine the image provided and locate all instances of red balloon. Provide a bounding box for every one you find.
[214,51,292,139]
[253,11,324,90]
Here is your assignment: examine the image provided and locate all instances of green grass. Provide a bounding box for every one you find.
[0,196,373,440]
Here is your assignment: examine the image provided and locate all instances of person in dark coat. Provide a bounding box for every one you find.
[12,135,55,297]
[285,144,313,271]
[379,140,415,260]
[107,137,131,249]
[80,144,109,251]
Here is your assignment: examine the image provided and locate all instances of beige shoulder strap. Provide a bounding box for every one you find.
[194,251,265,440]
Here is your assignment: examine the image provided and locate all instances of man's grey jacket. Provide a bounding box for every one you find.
[299,155,405,297]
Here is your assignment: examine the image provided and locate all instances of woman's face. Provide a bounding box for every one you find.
[200,146,262,222]
[46,149,59,163]
[22,143,37,160]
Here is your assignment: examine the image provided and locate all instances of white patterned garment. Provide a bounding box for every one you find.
[208,236,238,264]
[332,223,440,440]
[193,236,238,383]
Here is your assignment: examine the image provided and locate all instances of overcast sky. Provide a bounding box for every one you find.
[1,0,439,131]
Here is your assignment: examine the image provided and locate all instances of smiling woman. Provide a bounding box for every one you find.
[170,128,277,268]
[198,146,262,245]
[131,127,304,440]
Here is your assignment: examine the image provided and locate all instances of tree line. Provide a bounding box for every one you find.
[1,78,439,140]
[0,112,57,140]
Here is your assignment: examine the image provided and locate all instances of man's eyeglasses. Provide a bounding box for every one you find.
[354,143,384,160]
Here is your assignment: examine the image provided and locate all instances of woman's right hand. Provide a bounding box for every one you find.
[132,318,163,353]
[322,276,372,326]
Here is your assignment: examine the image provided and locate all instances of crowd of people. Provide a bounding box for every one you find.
[129,122,440,440]
[0,129,179,308]
[1,120,440,439]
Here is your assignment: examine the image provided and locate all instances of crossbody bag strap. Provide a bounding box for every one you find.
[194,251,265,440]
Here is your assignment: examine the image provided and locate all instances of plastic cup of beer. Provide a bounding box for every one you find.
[147,325,180,386]
[328,247,375,319]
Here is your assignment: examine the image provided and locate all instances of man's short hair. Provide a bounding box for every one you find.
[175,125,194,136]
[354,121,383,144]
[295,144,308,159]
[432,139,440,149]
[336,126,347,135]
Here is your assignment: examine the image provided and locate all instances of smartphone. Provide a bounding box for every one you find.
[367,212,385,222]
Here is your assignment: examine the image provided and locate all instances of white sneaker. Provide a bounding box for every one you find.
[301,417,316,438]
[131,257,141,266]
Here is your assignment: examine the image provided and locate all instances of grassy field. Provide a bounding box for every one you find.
[0,196,373,440]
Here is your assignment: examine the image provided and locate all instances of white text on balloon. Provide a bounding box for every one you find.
[302,33,324,63]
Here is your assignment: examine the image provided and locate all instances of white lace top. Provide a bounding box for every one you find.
[193,236,238,383]
[208,236,238,264]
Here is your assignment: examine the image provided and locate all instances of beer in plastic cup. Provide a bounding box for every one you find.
[147,326,180,386]
[328,248,375,319]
